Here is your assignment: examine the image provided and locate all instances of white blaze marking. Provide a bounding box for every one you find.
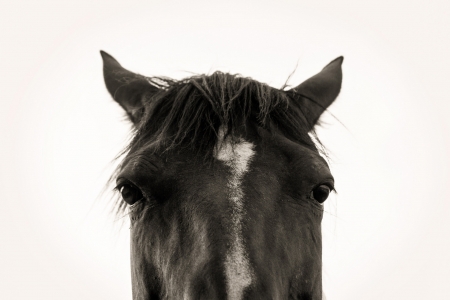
[214,130,255,300]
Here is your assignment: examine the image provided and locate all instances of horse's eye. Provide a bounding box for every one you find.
[311,185,331,204]
[119,184,143,205]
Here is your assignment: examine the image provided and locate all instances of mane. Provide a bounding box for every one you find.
[110,72,328,215]
[128,72,321,156]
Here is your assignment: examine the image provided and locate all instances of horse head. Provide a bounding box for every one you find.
[101,51,342,300]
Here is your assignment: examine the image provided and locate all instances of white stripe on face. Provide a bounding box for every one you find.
[214,130,255,300]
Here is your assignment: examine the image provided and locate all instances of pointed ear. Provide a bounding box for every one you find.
[291,56,343,130]
[100,51,159,124]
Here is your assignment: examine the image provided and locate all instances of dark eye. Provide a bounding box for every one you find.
[311,185,331,204]
[119,184,144,205]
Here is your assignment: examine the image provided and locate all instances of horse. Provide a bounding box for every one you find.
[101,50,343,300]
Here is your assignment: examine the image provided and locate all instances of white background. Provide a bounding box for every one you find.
[2,0,450,299]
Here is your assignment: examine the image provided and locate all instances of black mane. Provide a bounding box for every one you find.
[127,72,320,157]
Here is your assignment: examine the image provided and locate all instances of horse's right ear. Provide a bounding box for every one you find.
[101,51,159,124]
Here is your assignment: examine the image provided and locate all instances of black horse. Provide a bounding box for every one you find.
[101,51,343,300]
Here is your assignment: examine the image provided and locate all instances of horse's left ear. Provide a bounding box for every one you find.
[101,51,159,124]
[291,56,343,130]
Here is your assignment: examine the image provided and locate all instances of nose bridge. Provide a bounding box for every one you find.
[214,134,256,300]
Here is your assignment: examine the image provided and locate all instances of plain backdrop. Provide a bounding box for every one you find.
[2,0,450,299]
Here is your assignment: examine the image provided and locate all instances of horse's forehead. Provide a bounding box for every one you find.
[266,130,326,165]
[213,132,255,300]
